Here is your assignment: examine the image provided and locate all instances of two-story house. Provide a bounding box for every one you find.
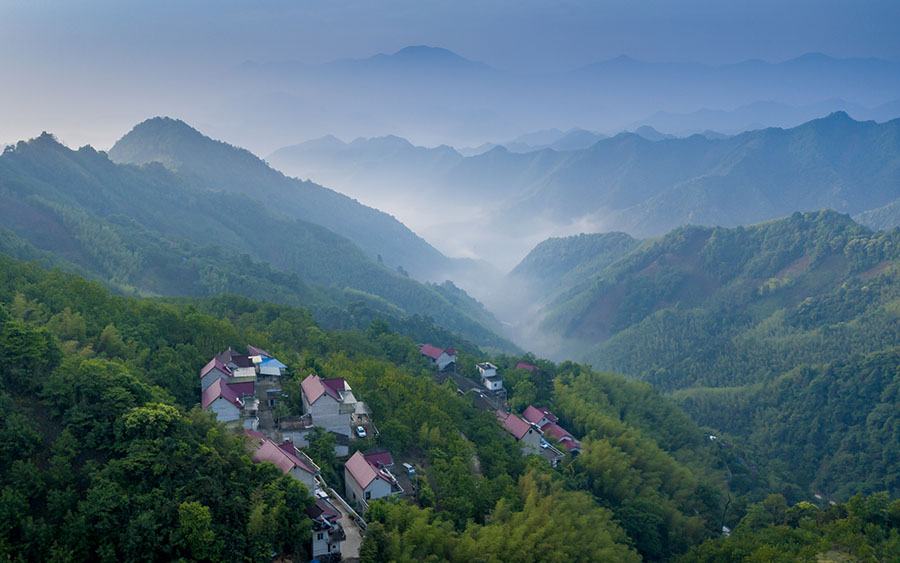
[343,450,403,511]
[300,374,357,438]
[305,498,346,560]
[476,362,504,392]
[244,429,320,491]
[522,405,582,454]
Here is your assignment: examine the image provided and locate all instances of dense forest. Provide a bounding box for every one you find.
[0,253,776,561]
[516,210,900,509]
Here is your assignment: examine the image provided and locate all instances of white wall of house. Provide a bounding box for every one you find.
[344,467,367,507]
[435,353,455,371]
[288,466,316,491]
[520,427,543,455]
[306,396,352,437]
[207,397,241,422]
[483,376,504,391]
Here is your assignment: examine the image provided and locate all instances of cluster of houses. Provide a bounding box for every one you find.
[200,346,288,430]
[498,404,581,466]
[201,346,407,560]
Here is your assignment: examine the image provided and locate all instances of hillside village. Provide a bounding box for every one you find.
[199,343,582,561]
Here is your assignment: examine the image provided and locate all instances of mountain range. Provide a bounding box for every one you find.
[0,121,517,352]
[268,112,900,270]
[224,47,900,153]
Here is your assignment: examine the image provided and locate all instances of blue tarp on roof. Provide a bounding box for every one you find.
[260,357,287,369]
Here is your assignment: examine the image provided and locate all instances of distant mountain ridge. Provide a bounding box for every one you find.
[267,113,900,269]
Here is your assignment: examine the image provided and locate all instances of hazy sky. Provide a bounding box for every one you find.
[2,0,898,149]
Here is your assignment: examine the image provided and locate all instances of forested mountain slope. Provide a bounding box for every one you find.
[518,210,900,501]
[0,132,514,352]
[0,254,739,561]
[108,117,453,281]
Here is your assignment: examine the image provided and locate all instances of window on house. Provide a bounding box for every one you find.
[317,533,323,540]
[365,491,371,500]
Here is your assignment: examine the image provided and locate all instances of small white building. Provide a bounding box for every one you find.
[419,344,457,371]
[306,498,345,559]
[477,362,503,391]
[344,451,402,511]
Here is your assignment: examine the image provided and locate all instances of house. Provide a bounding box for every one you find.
[216,347,254,371]
[498,412,543,455]
[419,344,457,371]
[344,450,403,510]
[202,378,259,429]
[200,349,257,393]
[199,357,232,392]
[306,498,345,559]
[476,362,504,392]
[244,430,320,491]
[300,374,357,437]
[522,405,581,454]
[540,422,582,454]
[515,362,538,372]
[521,405,558,428]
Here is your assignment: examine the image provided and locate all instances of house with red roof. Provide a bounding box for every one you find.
[540,422,582,454]
[498,412,543,455]
[419,344,457,371]
[244,429,321,491]
[344,450,403,511]
[202,378,259,428]
[522,405,558,428]
[521,405,581,454]
[515,362,538,372]
[200,357,232,392]
[300,374,357,438]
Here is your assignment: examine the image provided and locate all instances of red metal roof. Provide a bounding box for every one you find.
[540,422,575,442]
[228,382,255,396]
[244,430,316,476]
[300,374,341,405]
[515,362,538,372]
[200,357,231,379]
[322,377,345,397]
[201,378,244,409]
[419,344,445,360]
[345,451,379,489]
[247,344,273,358]
[363,451,393,469]
[521,405,544,425]
[503,413,534,441]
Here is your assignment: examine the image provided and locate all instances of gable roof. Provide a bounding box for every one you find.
[419,344,446,360]
[541,422,575,442]
[305,498,341,522]
[244,430,317,476]
[322,377,346,397]
[247,344,273,358]
[259,357,287,369]
[300,374,341,405]
[515,362,538,372]
[200,357,231,379]
[216,347,254,368]
[363,451,394,469]
[201,378,244,409]
[522,405,558,425]
[502,413,536,441]
[345,451,381,489]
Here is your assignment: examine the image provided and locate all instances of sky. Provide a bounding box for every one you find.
[1,0,899,150]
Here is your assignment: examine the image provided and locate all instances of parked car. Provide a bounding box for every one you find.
[355,425,367,438]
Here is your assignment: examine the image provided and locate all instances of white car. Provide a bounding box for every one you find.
[356,425,367,438]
